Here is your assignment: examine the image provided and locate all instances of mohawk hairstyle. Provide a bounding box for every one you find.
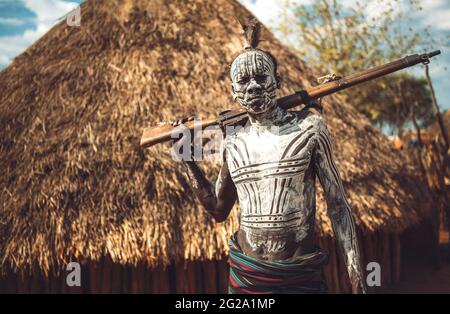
[233,16,279,75]
[238,17,261,49]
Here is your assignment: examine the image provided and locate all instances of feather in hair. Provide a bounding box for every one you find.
[236,17,261,49]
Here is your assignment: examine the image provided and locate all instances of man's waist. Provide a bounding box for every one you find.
[240,210,310,228]
[232,230,326,263]
[235,228,317,262]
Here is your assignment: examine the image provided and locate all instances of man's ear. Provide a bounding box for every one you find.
[231,84,238,101]
[276,75,282,89]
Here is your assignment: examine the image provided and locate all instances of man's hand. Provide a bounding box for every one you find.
[170,116,196,160]
[170,115,196,142]
[170,115,196,127]
[350,266,367,294]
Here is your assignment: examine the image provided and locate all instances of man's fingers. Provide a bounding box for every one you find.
[170,115,196,126]
[179,116,196,124]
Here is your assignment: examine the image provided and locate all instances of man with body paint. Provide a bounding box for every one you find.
[176,20,367,294]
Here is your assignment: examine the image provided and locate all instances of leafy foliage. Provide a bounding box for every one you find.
[276,0,440,133]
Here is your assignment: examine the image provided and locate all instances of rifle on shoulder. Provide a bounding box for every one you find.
[140,50,441,148]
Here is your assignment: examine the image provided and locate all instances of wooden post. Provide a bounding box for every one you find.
[143,265,152,293]
[202,260,217,294]
[88,261,103,294]
[131,264,146,293]
[175,262,189,293]
[30,268,44,293]
[150,265,159,293]
[156,265,171,293]
[379,232,392,288]
[81,263,90,294]
[357,228,367,284]
[363,233,376,293]
[390,233,401,284]
[6,271,18,293]
[50,271,61,294]
[60,268,69,294]
[102,256,112,294]
[17,273,31,293]
[121,265,131,293]
[139,264,147,293]
[186,261,199,293]
[110,262,122,293]
[216,258,229,293]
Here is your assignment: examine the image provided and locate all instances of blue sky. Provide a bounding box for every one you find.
[0,0,82,65]
[0,0,448,110]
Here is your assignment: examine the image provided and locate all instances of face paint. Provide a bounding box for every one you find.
[230,50,278,115]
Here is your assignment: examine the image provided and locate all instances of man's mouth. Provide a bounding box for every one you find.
[245,95,265,106]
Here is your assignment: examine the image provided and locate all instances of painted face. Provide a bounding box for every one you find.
[230,50,279,115]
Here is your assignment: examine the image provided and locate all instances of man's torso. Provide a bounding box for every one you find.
[225,111,322,261]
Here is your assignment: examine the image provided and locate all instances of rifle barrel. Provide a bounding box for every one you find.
[278,50,441,109]
[140,50,441,148]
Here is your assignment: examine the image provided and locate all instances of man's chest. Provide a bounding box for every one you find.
[225,124,317,184]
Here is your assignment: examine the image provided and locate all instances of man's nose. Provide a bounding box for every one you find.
[247,79,263,94]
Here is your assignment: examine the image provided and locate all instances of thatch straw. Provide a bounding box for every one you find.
[0,0,431,275]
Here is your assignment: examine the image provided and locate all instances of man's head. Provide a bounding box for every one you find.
[230,49,281,115]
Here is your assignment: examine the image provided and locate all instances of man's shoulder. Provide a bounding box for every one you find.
[292,109,328,133]
[223,123,246,141]
[222,124,247,150]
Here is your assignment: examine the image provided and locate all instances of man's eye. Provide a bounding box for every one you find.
[238,77,249,84]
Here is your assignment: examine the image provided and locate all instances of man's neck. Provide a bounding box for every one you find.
[248,105,292,127]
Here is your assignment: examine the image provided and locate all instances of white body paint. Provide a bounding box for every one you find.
[225,112,322,253]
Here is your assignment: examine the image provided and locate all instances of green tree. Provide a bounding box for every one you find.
[377,74,435,132]
[276,0,439,132]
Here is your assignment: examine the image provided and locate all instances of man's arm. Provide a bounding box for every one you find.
[183,156,237,222]
[313,117,367,294]
[171,118,237,222]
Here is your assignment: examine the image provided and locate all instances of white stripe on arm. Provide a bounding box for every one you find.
[313,118,367,293]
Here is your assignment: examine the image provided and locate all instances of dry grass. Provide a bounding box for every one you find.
[0,0,431,275]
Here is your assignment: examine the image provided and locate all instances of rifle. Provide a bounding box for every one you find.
[140,50,441,148]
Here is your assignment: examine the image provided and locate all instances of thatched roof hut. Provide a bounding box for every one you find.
[0,0,432,292]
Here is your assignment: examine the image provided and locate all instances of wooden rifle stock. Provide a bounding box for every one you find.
[140,50,441,148]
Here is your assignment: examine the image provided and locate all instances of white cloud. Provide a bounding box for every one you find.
[420,7,450,30]
[0,0,79,67]
[21,0,79,23]
[352,0,450,31]
[0,17,26,26]
[419,0,448,10]
[239,0,314,27]
[0,24,47,66]
[364,0,402,23]
[424,13,450,30]
[0,54,9,65]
